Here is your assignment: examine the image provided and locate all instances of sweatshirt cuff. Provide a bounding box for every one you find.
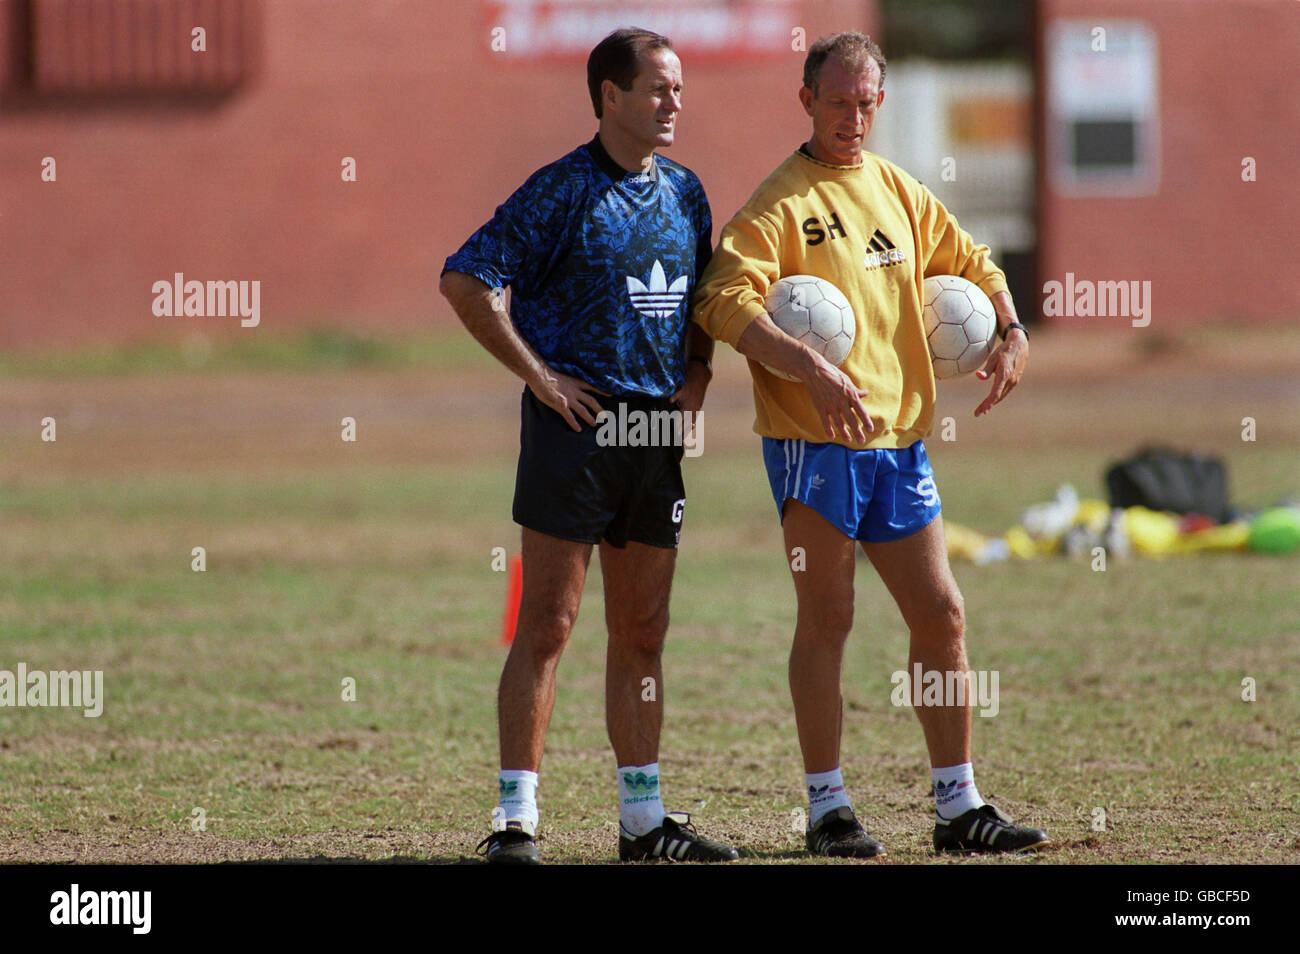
[976,273,1010,299]
[694,295,769,349]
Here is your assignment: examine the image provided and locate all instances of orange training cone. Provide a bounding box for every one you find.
[500,554,523,645]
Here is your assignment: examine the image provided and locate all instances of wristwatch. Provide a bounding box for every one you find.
[999,322,1028,341]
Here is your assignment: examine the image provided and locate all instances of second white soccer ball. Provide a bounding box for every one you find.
[762,275,856,382]
[921,275,998,379]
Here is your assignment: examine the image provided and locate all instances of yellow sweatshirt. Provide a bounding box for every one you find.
[692,147,1008,449]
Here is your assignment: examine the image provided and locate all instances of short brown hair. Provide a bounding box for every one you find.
[802,31,886,95]
[587,27,674,118]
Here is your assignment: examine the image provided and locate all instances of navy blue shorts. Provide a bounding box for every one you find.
[513,389,686,549]
[762,438,942,542]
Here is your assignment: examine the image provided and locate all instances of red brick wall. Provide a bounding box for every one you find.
[0,0,875,349]
[1037,0,1300,325]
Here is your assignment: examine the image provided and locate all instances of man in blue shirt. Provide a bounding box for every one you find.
[440,27,735,864]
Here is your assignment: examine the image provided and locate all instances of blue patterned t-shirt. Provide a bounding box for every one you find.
[442,137,712,399]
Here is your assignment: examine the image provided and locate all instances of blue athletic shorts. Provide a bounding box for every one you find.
[761,438,942,543]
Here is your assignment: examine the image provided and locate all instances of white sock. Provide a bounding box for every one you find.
[806,767,852,826]
[617,763,666,837]
[497,769,538,836]
[932,762,984,820]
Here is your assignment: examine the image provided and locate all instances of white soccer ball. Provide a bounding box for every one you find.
[761,275,855,382]
[921,275,997,379]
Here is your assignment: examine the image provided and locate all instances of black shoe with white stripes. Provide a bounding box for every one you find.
[475,821,540,865]
[806,806,886,858]
[618,812,739,862]
[934,803,1049,854]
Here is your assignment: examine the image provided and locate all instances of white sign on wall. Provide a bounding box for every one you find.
[483,0,797,59]
[1047,19,1159,196]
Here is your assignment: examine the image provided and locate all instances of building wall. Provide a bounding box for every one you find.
[1037,0,1299,325]
[0,0,875,349]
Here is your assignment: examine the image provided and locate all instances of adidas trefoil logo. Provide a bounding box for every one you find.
[809,782,843,800]
[934,778,970,805]
[626,260,688,319]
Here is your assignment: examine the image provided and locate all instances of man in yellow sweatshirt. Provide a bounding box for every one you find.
[693,31,1047,857]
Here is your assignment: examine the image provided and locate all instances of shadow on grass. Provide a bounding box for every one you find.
[220,855,476,865]
[736,848,813,861]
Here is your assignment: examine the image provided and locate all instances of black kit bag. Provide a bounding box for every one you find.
[1104,447,1230,523]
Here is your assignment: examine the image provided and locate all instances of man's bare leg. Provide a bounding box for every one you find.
[862,515,1049,851]
[498,528,593,771]
[783,500,859,774]
[597,538,738,861]
[599,540,675,768]
[783,499,884,857]
[861,516,969,769]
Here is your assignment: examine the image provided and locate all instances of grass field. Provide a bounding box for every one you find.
[1,323,1297,864]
